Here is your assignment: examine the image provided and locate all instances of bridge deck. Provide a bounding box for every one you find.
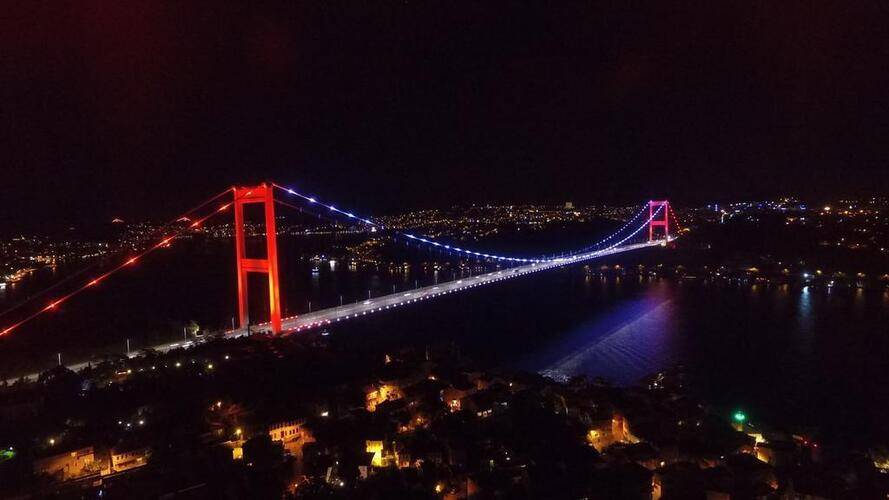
[6,239,667,383]
[236,239,666,336]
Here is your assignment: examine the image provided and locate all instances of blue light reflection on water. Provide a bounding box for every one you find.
[534,290,677,385]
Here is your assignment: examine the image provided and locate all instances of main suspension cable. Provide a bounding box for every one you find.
[271,183,652,263]
[0,189,232,322]
[0,190,237,337]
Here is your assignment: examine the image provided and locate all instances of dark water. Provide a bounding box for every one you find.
[2,237,889,447]
[331,268,889,447]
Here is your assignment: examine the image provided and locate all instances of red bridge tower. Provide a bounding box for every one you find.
[648,200,670,242]
[233,183,282,333]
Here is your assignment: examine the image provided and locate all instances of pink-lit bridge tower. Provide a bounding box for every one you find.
[648,200,670,242]
[233,183,282,334]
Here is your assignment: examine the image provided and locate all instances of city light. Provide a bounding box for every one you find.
[733,411,747,423]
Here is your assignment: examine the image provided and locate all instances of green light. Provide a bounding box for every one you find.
[733,411,747,423]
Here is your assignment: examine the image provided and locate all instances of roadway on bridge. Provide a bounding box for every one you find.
[243,239,667,335]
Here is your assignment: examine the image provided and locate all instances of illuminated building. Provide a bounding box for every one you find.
[110,446,150,472]
[365,382,404,412]
[612,413,641,444]
[268,420,306,443]
[586,419,615,451]
[365,440,384,467]
[33,446,98,481]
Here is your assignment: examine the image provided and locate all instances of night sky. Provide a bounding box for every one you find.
[3,3,888,233]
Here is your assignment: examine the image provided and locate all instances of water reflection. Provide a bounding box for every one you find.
[797,286,814,333]
[540,294,675,385]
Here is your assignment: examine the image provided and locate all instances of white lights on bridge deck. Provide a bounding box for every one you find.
[239,239,667,337]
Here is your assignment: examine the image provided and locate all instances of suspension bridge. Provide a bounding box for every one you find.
[0,182,676,373]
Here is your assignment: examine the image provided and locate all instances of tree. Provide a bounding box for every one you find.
[187,320,201,336]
